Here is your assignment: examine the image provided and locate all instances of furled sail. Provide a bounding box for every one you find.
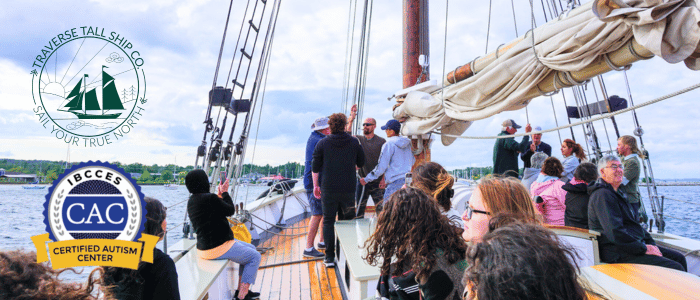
[394,0,700,146]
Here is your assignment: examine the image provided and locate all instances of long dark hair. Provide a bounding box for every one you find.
[99,196,167,297]
[363,188,467,282]
[412,161,454,212]
[464,219,587,300]
[0,250,101,300]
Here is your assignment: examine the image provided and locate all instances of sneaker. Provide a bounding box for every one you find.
[324,257,335,268]
[303,248,324,258]
[317,242,326,250]
[234,290,260,300]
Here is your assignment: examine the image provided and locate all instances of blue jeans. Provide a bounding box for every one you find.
[383,178,405,201]
[213,240,261,284]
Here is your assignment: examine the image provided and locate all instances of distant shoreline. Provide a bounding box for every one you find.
[640,182,700,186]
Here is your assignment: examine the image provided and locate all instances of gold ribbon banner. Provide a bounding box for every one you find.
[31,233,159,270]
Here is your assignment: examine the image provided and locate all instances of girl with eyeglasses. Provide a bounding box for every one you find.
[461,176,541,242]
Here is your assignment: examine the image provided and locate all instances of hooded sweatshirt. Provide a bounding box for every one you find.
[588,178,655,263]
[562,180,590,229]
[312,132,365,193]
[365,135,415,185]
[185,169,236,250]
[521,167,540,192]
[530,175,567,226]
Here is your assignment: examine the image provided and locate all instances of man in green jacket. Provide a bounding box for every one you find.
[493,119,532,178]
[617,135,649,223]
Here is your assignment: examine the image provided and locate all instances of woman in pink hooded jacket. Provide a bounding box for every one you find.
[530,157,567,225]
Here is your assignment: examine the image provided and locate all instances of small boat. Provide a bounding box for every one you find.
[163,184,179,190]
[22,185,46,190]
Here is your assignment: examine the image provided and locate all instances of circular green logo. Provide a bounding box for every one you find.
[31,27,147,147]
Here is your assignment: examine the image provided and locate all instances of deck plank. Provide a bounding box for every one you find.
[254,217,338,300]
[308,261,323,300]
[317,259,333,299]
[327,263,343,300]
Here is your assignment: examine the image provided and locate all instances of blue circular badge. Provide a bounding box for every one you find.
[43,161,146,242]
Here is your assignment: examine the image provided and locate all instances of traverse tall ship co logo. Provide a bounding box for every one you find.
[32,161,159,269]
[31,27,147,147]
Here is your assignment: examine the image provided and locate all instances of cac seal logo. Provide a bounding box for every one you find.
[32,161,159,269]
[31,27,147,148]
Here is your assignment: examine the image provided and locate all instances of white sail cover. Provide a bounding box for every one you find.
[394,0,700,145]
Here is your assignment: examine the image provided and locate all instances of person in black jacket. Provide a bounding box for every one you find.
[588,155,686,271]
[186,170,261,300]
[312,112,365,267]
[101,196,180,300]
[562,162,597,229]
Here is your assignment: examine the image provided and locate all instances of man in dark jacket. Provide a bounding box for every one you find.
[493,119,532,177]
[520,126,552,168]
[312,112,365,267]
[588,155,686,271]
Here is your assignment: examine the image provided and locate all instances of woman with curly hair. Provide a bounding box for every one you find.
[0,250,101,300]
[411,161,462,227]
[100,196,180,300]
[463,219,588,300]
[531,157,567,226]
[364,188,467,300]
[461,175,540,243]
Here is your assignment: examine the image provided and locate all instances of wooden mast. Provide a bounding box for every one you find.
[403,0,431,167]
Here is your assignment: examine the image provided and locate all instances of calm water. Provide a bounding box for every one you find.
[1,184,698,283]
[0,184,269,282]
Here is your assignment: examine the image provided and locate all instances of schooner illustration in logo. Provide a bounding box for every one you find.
[31,30,147,143]
[60,66,125,119]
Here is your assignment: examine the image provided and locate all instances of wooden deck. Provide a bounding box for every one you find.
[255,217,344,300]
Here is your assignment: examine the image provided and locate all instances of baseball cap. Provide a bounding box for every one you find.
[381,119,401,133]
[502,119,521,129]
[311,117,329,131]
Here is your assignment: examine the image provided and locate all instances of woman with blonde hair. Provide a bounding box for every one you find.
[561,139,586,181]
[461,175,541,242]
[411,161,462,227]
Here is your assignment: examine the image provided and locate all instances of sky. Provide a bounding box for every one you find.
[1,0,699,179]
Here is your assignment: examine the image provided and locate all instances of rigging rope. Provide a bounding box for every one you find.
[432,81,700,140]
[549,96,563,145]
[485,0,493,54]
[441,0,450,98]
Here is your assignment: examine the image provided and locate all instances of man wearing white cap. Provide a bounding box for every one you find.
[520,126,552,168]
[302,117,330,258]
[493,119,532,177]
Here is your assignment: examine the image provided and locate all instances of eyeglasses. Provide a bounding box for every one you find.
[606,165,624,170]
[362,123,375,127]
[464,206,490,219]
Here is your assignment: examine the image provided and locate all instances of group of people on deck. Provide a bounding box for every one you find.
[493,119,687,272]
[1,113,692,300]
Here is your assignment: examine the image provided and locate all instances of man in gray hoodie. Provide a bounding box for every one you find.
[360,119,415,200]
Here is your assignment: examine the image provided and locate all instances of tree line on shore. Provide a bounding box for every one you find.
[0,159,307,184]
